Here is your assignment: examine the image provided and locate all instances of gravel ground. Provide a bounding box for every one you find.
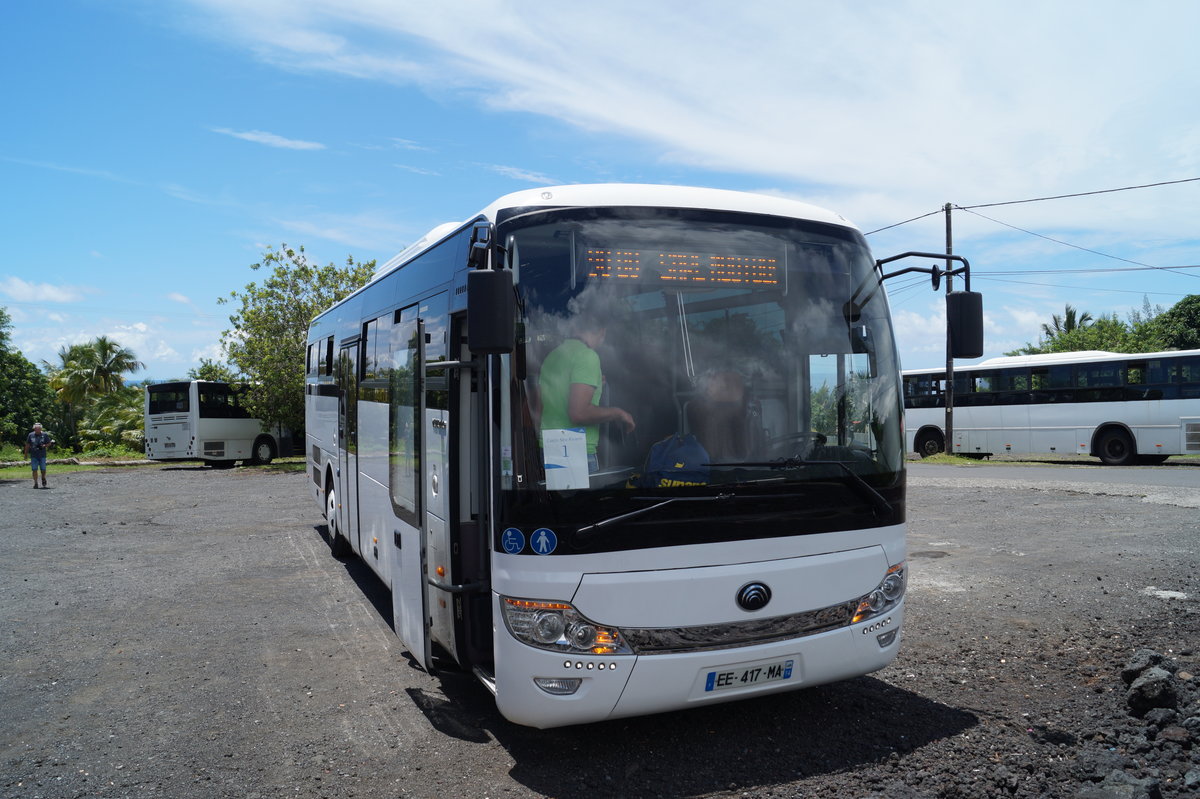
[1,464,1198,799]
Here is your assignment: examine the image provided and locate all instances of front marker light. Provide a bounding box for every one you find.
[502,597,633,655]
[852,563,906,624]
[533,677,582,695]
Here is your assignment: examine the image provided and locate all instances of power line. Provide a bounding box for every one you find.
[865,175,1200,235]
[972,275,1190,298]
[959,176,1200,210]
[957,206,1200,280]
[863,208,942,236]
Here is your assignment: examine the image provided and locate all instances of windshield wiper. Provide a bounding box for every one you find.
[575,494,733,540]
[706,459,892,518]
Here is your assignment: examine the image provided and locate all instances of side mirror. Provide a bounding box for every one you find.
[468,268,515,354]
[947,290,983,359]
[467,221,493,270]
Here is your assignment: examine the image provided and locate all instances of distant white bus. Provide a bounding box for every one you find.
[144,380,288,467]
[903,349,1200,464]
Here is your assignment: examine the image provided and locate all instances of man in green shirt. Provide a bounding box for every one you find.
[538,319,635,473]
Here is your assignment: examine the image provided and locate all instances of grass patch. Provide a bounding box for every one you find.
[0,454,307,480]
[910,453,993,466]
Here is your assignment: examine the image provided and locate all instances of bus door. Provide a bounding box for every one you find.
[337,341,362,554]
[390,296,448,672]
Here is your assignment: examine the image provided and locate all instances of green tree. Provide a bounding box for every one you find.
[1008,297,1165,356]
[48,337,145,405]
[43,336,145,451]
[1154,294,1200,350]
[78,384,145,451]
[220,244,375,433]
[0,307,56,445]
[1043,314,1133,353]
[188,358,241,383]
[1040,304,1093,340]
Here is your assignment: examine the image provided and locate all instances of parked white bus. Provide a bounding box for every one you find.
[144,380,287,467]
[305,184,980,728]
[903,349,1200,464]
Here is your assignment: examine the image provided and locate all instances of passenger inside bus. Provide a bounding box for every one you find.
[535,310,636,474]
[686,370,765,462]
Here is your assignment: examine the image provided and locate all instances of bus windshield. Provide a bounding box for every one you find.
[498,206,904,552]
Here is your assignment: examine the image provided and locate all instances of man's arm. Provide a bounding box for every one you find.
[566,383,635,433]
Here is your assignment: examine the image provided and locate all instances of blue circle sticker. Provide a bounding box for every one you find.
[501,527,525,555]
[531,528,558,555]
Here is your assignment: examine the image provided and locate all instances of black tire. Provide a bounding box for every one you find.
[325,481,350,557]
[250,436,276,465]
[914,429,945,458]
[1096,428,1136,466]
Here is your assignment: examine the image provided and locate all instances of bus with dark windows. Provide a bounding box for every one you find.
[144,380,289,467]
[904,349,1200,464]
[304,184,982,728]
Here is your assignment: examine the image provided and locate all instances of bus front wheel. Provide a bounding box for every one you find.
[325,481,349,557]
[915,429,944,458]
[1096,428,1136,466]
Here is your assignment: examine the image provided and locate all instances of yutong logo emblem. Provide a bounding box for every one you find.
[736,582,772,611]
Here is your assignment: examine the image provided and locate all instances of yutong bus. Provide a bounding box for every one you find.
[304,184,982,727]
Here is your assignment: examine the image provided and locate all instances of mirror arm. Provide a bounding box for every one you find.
[877,251,972,292]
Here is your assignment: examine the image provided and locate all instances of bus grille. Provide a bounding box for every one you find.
[1186,422,1200,453]
[621,600,858,655]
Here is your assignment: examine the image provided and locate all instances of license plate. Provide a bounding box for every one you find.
[704,658,794,692]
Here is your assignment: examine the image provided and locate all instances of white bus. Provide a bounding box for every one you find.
[144,380,288,467]
[903,349,1200,464]
[305,184,980,728]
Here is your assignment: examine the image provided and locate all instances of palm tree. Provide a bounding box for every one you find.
[44,337,145,450]
[47,337,145,404]
[1041,304,1093,340]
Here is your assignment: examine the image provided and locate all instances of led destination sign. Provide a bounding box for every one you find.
[585,248,782,287]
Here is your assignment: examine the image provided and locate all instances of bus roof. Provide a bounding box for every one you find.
[369,184,857,283]
[480,183,856,229]
[903,348,1200,374]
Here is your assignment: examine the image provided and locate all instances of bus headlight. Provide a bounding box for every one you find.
[502,597,633,655]
[852,563,906,624]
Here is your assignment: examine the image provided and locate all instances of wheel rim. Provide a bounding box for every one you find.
[326,488,338,537]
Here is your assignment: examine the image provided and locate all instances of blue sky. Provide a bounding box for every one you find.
[3,0,1199,381]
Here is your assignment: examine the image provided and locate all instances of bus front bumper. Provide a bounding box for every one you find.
[492,601,904,729]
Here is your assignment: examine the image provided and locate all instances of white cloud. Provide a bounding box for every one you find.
[183,1,1200,241]
[486,164,557,185]
[167,292,192,305]
[274,210,413,251]
[0,276,90,303]
[191,342,227,363]
[211,127,326,150]
[394,163,439,176]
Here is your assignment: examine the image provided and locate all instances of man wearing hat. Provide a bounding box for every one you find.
[24,423,55,489]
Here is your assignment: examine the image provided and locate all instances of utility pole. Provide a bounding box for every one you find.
[944,202,955,454]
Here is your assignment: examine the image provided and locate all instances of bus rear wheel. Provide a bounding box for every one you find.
[251,436,276,465]
[1096,428,1136,466]
[914,429,944,458]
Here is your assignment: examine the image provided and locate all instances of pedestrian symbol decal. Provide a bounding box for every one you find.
[532,528,558,555]
[502,527,525,555]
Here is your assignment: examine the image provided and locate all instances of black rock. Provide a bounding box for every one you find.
[1126,667,1178,716]
[1075,769,1161,799]
[1122,649,1164,685]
